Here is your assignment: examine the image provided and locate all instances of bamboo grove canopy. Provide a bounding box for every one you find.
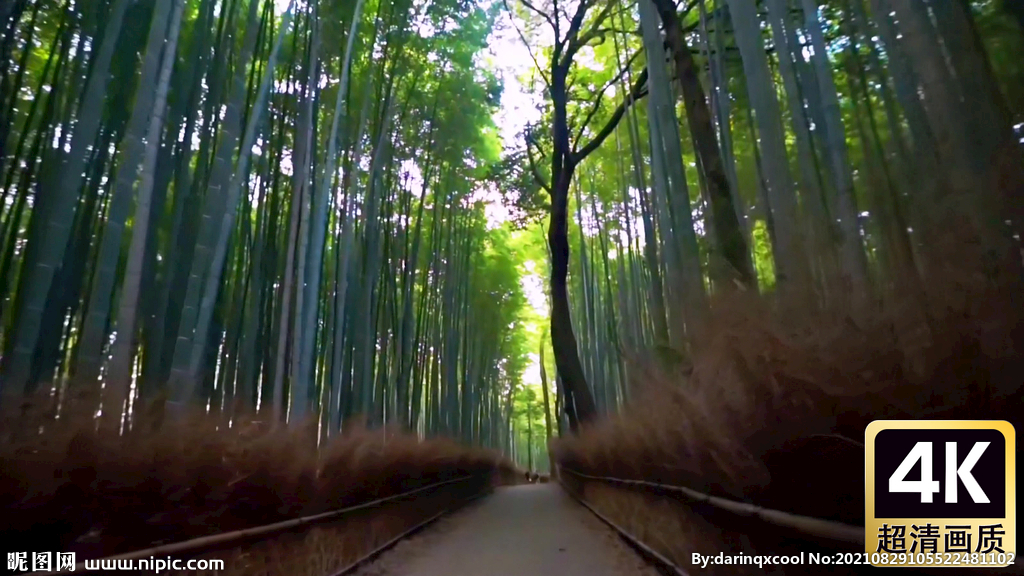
[0,0,1022,443]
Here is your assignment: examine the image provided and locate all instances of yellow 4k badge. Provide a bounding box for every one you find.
[865,420,1016,568]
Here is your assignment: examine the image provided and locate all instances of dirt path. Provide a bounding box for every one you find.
[352,483,660,576]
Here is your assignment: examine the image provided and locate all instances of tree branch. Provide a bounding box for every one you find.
[553,0,561,43]
[505,0,552,89]
[519,0,556,30]
[572,1,619,54]
[572,66,648,163]
[560,0,595,68]
[564,0,617,66]
[593,26,640,37]
[572,49,642,144]
[526,134,551,193]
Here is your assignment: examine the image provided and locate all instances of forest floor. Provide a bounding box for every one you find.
[351,483,659,576]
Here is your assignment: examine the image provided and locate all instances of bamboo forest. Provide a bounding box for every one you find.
[1,0,1023,572]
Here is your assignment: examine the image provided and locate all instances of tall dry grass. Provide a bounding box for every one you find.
[0,398,515,562]
[555,264,1024,526]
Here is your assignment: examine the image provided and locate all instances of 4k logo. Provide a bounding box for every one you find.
[865,421,1016,568]
[889,440,992,505]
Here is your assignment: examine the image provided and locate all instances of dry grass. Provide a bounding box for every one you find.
[0,400,516,562]
[554,259,1023,574]
[555,266,1024,527]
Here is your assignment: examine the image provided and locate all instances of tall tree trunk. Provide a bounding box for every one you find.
[539,330,555,472]
[650,0,753,288]
[548,64,597,429]
[165,0,267,410]
[75,0,175,386]
[799,0,871,305]
[2,0,133,399]
[0,0,32,189]
[526,401,533,473]
[639,0,706,343]
[183,0,295,406]
[105,0,186,430]
[288,5,318,424]
[724,0,811,300]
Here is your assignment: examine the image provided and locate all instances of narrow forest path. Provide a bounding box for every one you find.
[352,484,660,576]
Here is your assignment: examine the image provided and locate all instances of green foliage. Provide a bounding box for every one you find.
[471,222,532,383]
[751,220,776,292]
[4,0,1023,448]
[485,145,549,228]
[511,382,549,471]
[974,0,1024,120]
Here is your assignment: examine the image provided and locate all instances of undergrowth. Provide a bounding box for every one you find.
[0,400,517,561]
[554,263,1024,526]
